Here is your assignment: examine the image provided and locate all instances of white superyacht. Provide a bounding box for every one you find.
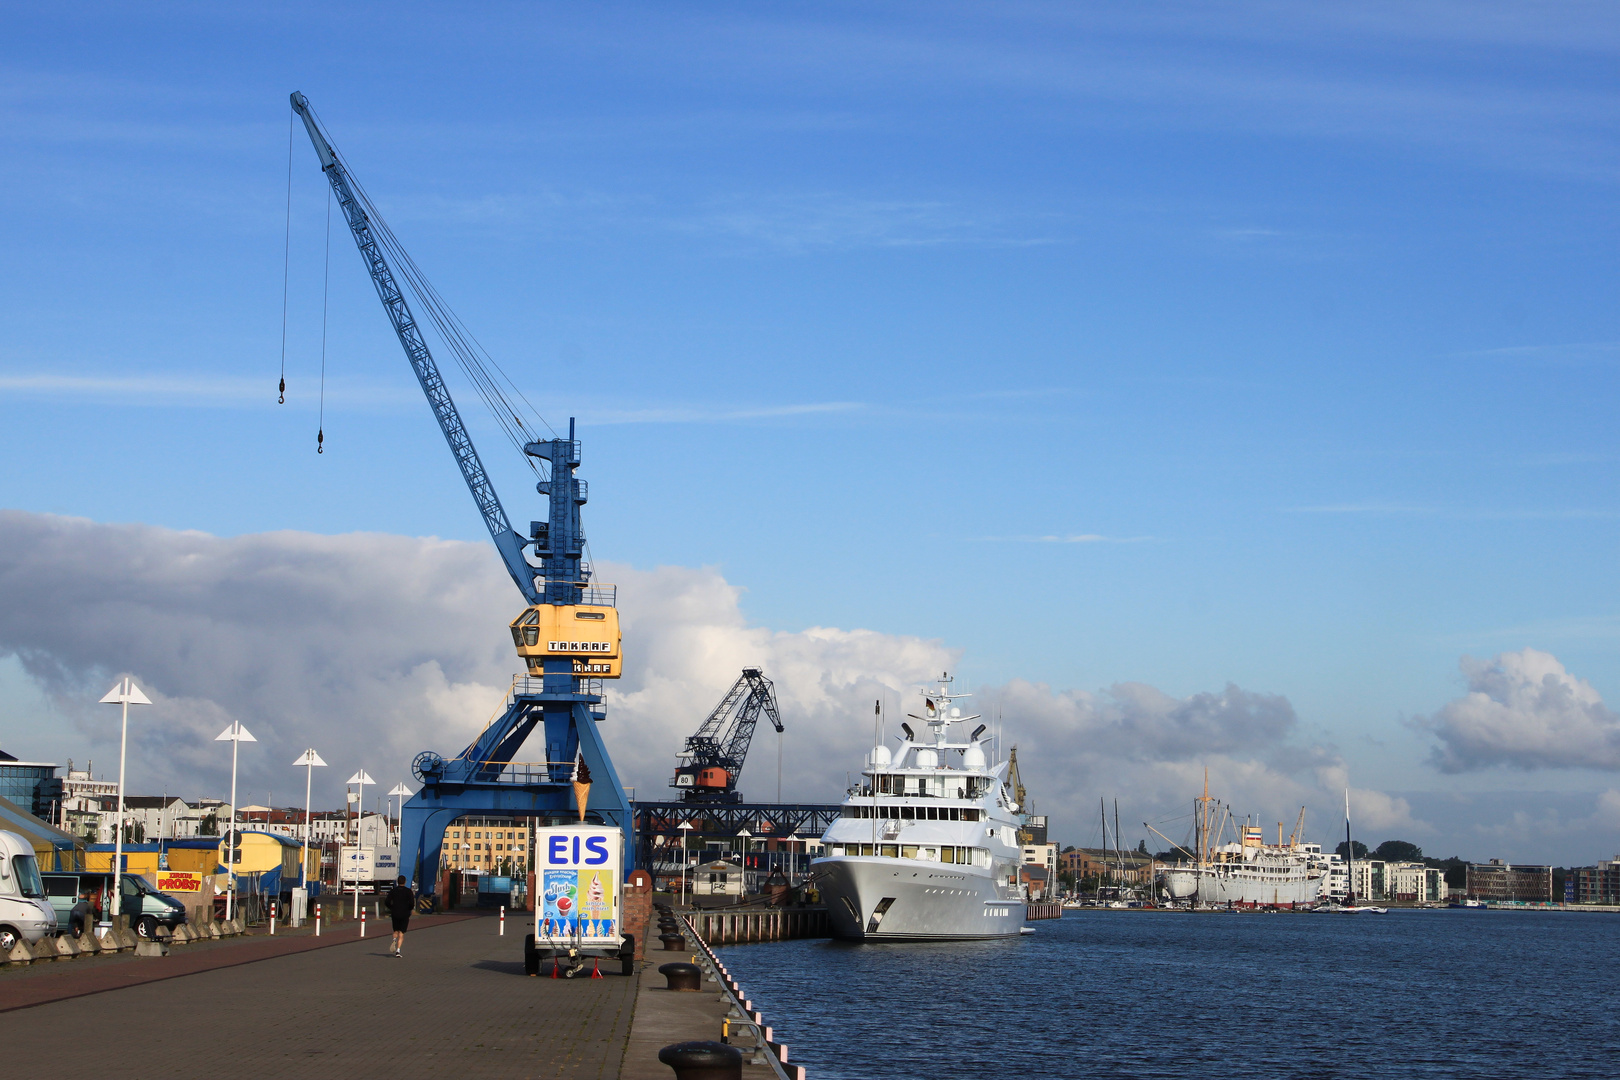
[813,676,1027,940]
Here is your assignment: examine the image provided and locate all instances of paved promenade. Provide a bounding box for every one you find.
[0,914,638,1079]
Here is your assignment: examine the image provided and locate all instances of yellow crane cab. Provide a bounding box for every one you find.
[509,600,622,678]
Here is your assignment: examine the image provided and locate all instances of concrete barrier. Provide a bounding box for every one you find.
[6,939,34,965]
[52,933,78,960]
[135,938,169,958]
[75,928,101,955]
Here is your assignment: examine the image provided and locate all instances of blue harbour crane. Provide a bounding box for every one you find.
[289,92,632,900]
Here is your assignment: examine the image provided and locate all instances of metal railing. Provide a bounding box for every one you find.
[459,760,580,785]
[508,675,608,702]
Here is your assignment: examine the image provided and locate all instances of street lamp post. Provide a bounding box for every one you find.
[292,749,327,890]
[677,821,694,908]
[388,783,413,848]
[99,678,151,929]
[346,770,375,916]
[736,827,753,896]
[214,722,257,922]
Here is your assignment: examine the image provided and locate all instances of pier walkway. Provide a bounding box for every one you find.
[0,913,732,1079]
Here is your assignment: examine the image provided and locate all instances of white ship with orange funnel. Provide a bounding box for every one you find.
[1158,777,1326,909]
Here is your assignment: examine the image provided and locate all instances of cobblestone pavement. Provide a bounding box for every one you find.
[0,913,471,1012]
[0,914,639,1079]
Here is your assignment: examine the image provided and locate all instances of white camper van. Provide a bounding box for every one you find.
[0,830,59,951]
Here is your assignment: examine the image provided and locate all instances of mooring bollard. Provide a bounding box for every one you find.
[659,932,686,951]
[315,902,322,937]
[658,961,702,991]
[658,1040,742,1080]
[360,907,367,937]
[500,905,506,936]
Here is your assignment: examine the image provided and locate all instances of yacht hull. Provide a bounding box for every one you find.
[814,856,1026,941]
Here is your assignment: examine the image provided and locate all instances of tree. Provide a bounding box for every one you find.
[199,813,218,837]
[1374,840,1423,863]
[1335,840,1368,861]
[1137,839,1148,854]
[1426,855,1467,888]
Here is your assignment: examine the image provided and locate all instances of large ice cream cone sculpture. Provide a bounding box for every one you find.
[573,758,592,822]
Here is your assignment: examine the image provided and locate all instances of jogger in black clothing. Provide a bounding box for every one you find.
[386,876,413,957]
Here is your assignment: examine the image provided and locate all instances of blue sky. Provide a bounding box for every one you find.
[2,3,1618,859]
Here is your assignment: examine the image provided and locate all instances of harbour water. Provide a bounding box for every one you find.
[720,909,1620,1078]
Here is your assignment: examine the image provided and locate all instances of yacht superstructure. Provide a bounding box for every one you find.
[813,676,1027,940]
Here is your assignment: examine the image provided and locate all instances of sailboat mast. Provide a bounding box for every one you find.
[1115,798,1124,890]
[1099,796,1108,899]
[1344,787,1355,906]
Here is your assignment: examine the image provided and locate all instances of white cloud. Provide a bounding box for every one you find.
[0,511,953,813]
[1420,648,1620,772]
[0,510,1416,855]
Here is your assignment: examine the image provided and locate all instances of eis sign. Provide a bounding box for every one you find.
[535,825,622,944]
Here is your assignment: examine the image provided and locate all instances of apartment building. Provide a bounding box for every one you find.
[443,817,532,875]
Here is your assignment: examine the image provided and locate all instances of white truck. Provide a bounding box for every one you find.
[525,825,631,978]
[339,845,400,892]
[0,830,58,952]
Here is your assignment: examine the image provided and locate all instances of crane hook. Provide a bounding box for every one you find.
[278,376,285,405]
[317,428,324,454]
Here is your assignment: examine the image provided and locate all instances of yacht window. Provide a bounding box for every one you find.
[941,847,956,864]
[927,807,938,821]
[922,847,937,860]
[901,807,914,820]
[830,846,846,857]
[880,844,898,858]
[902,846,918,859]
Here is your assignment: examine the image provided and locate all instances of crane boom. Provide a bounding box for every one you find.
[289,92,538,605]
